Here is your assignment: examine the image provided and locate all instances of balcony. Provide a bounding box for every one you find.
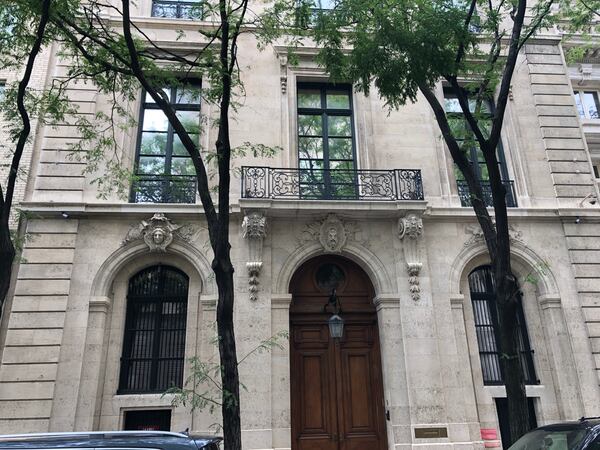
[131,175,197,204]
[457,180,517,207]
[241,167,424,201]
[151,0,202,19]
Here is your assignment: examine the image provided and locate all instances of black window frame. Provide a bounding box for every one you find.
[443,87,516,207]
[469,265,538,386]
[118,265,189,394]
[131,82,201,204]
[296,82,358,199]
[574,89,600,120]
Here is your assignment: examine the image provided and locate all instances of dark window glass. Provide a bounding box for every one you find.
[297,83,357,199]
[123,409,172,431]
[495,398,537,448]
[132,84,200,203]
[151,0,203,19]
[0,82,4,100]
[119,265,188,394]
[468,265,537,386]
[444,87,515,207]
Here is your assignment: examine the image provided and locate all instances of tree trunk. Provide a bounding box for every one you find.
[0,223,16,315]
[214,255,242,450]
[496,271,530,445]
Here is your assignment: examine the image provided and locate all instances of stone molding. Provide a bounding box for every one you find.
[89,296,111,314]
[122,213,199,252]
[450,294,466,310]
[271,294,293,310]
[242,212,268,301]
[539,295,562,310]
[298,213,361,253]
[398,213,424,301]
[373,295,401,310]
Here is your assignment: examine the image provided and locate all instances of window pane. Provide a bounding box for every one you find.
[140,132,167,155]
[574,92,585,117]
[444,96,462,113]
[583,92,599,119]
[145,89,171,103]
[138,156,165,174]
[327,92,350,109]
[298,89,321,108]
[176,110,200,133]
[299,159,324,170]
[173,133,199,156]
[330,160,354,171]
[298,114,322,136]
[328,138,353,160]
[176,85,201,104]
[143,110,169,131]
[171,157,195,176]
[299,137,324,160]
[328,116,351,136]
[314,0,335,8]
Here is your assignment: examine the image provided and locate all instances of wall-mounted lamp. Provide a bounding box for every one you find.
[323,289,344,339]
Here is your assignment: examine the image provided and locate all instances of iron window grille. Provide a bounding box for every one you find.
[151,0,203,19]
[131,83,200,204]
[297,83,359,199]
[443,87,517,207]
[468,265,538,386]
[118,265,189,394]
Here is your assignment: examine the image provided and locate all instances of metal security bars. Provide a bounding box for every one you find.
[468,265,537,386]
[457,179,517,207]
[131,175,197,204]
[119,265,189,394]
[151,0,202,19]
[241,166,424,201]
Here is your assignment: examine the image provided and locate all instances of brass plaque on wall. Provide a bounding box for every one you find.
[414,427,448,439]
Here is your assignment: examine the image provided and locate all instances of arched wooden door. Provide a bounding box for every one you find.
[289,255,388,450]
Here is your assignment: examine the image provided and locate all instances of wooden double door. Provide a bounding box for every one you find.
[290,256,388,450]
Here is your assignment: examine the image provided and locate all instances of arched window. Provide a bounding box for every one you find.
[118,265,189,394]
[468,265,537,385]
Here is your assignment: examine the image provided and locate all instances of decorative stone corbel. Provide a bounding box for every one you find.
[278,54,288,94]
[242,212,267,301]
[398,213,424,301]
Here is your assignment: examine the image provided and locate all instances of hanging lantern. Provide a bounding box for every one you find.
[328,314,345,339]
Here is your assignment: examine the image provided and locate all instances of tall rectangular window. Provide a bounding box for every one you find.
[469,265,538,386]
[574,90,600,120]
[132,84,200,203]
[443,87,516,207]
[297,83,357,199]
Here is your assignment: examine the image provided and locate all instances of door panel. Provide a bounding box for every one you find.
[290,256,388,450]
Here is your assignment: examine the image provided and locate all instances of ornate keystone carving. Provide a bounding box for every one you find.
[242,212,268,301]
[464,223,523,248]
[398,214,424,301]
[299,214,361,252]
[278,54,288,93]
[122,213,197,252]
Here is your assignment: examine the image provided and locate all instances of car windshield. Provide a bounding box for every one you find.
[509,428,588,450]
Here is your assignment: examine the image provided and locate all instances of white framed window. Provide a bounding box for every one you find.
[574,90,600,120]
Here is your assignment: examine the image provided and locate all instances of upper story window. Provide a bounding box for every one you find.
[131,84,200,204]
[297,83,357,199]
[443,87,517,207]
[312,0,335,9]
[151,0,202,20]
[574,90,600,120]
[0,81,5,100]
[468,265,538,386]
[119,265,189,394]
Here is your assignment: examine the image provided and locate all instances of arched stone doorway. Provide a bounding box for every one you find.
[289,255,388,450]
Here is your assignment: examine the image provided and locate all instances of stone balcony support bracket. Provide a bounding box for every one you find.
[242,212,268,301]
[398,213,424,301]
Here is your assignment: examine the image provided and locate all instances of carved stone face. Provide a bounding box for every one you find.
[152,228,166,245]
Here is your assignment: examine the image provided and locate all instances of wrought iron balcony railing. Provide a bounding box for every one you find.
[457,179,517,207]
[151,0,202,19]
[131,175,197,204]
[241,166,424,201]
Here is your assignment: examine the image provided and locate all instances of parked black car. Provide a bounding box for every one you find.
[0,431,222,450]
[509,418,600,450]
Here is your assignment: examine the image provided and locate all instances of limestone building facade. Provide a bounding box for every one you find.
[1,3,600,450]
